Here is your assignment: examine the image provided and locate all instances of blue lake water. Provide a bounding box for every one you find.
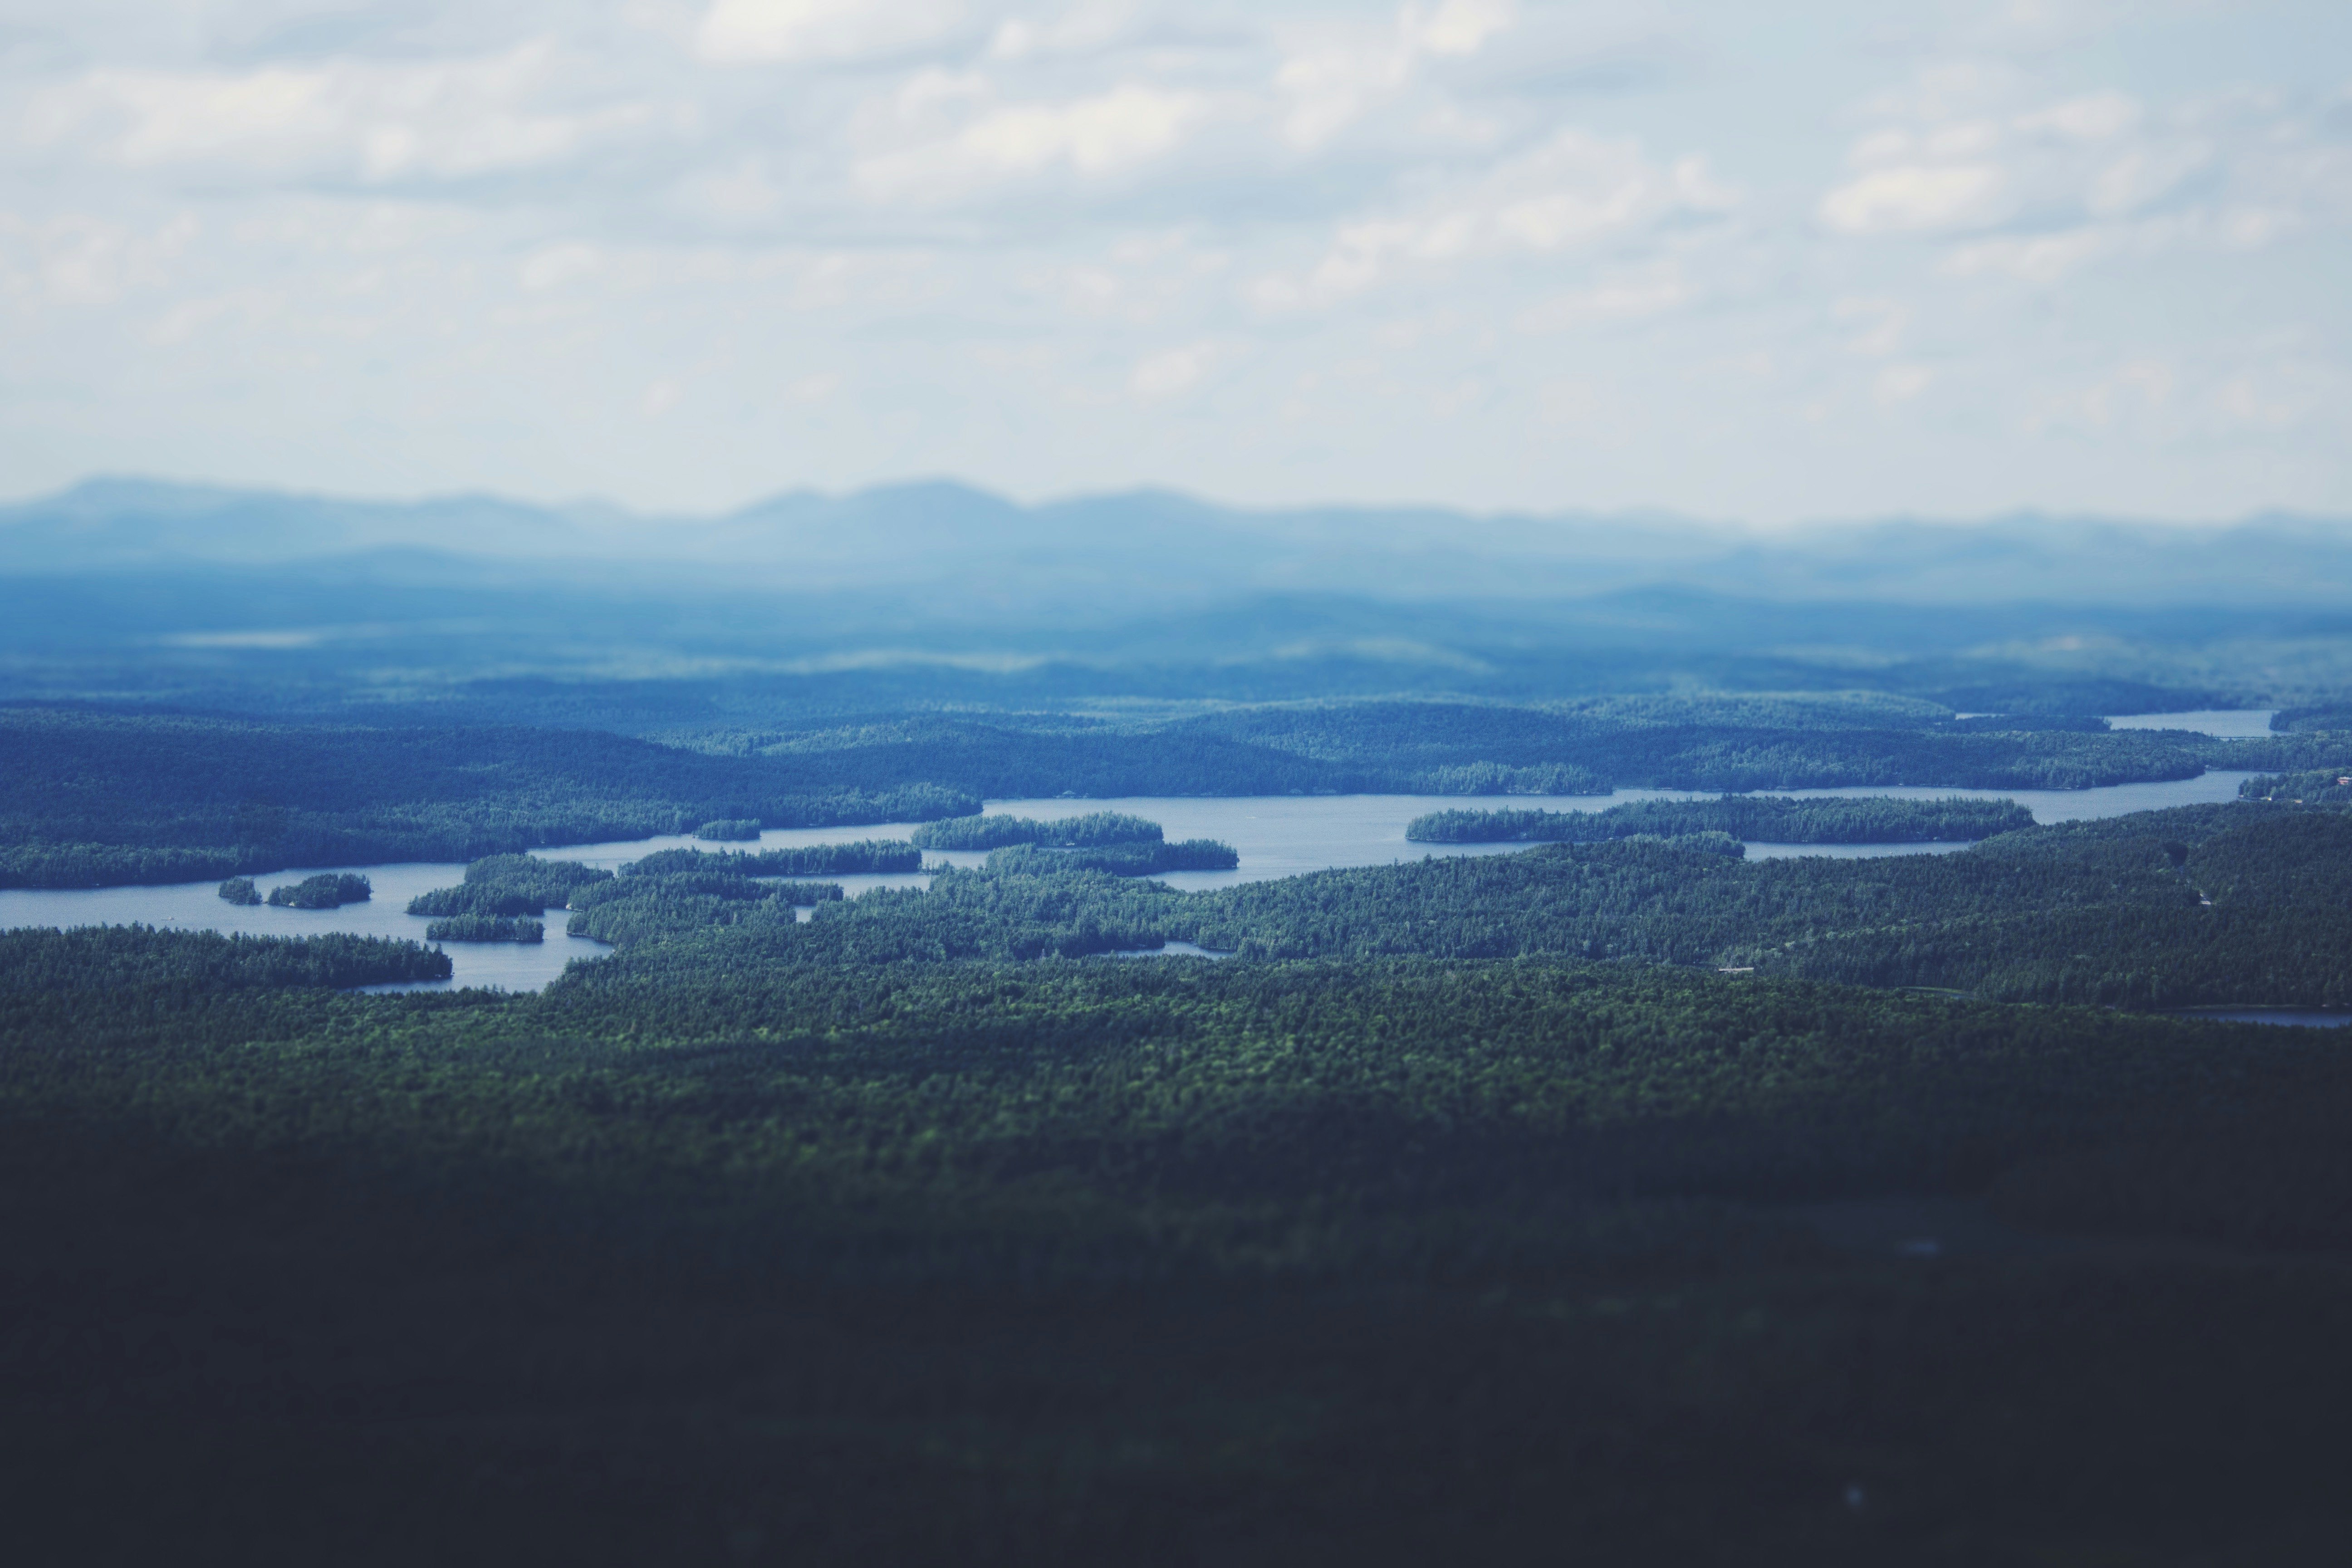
[2165,1008,2352,1029]
[0,770,2269,990]
[2103,710,2277,738]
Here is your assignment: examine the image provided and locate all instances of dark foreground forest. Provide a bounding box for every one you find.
[8,682,2352,1566]
[6,931,2351,1566]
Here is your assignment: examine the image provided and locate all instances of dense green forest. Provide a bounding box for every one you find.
[545,801,2352,1009]
[678,698,2350,798]
[911,811,1163,849]
[695,818,762,841]
[424,914,544,943]
[0,707,977,889]
[7,925,2351,1562]
[1408,796,2035,843]
[216,875,260,904]
[406,855,613,917]
[563,859,842,947]
[985,839,1240,875]
[0,925,449,994]
[265,872,371,909]
[624,842,921,876]
[7,702,2349,890]
[10,687,2352,1562]
[2244,766,2352,804]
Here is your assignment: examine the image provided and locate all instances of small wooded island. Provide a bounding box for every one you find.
[1408,795,2036,844]
[263,873,372,909]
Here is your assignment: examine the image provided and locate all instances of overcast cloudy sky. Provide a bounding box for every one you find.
[2,0,2347,521]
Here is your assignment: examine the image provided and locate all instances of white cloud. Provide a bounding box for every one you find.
[1515,272,1688,333]
[1941,226,2109,283]
[2016,92,2140,141]
[1130,339,1221,398]
[519,242,600,290]
[1833,297,1908,356]
[857,83,1205,200]
[1403,0,1516,59]
[959,85,1200,175]
[1875,363,1933,403]
[23,43,651,187]
[1824,72,2349,271]
[0,210,199,305]
[1274,0,1517,149]
[1820,164,2005,234]
[0,1,2347,521]
[696,0,965,65]
[1265,131,1728,307]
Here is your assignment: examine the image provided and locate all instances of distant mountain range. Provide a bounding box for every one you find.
[7,476,2352,609]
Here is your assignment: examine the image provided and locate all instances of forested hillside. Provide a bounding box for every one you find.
[8,930,2351,1562]
[0,707,974,888]
[1408,796,2034,843]
[543,800,2352,1010]
[9,702,2348,890]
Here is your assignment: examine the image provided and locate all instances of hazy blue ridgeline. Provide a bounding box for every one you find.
[1407,796,2037,844]
[911,812,1164,850]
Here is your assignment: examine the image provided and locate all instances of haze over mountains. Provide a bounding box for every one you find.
[8,477,2352,612]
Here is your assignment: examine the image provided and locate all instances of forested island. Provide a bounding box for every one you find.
[1408,796,2036,844]
[265,873,371,909]
[626,842,921,876]
[424,914,544,943]
[406,855,612,917]
[911,811,1164,850]
[985,839,1240,875]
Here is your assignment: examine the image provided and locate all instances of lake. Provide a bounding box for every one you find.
[2166,1008,2352,1029]
[0,770,2268,989]
[2103,710,2277,738]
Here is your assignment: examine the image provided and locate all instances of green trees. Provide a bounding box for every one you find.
[424,915,544,943]
[572,800,2352,1009]
[983,840,1240,875]
[217,876,261,905]
[564,860,839,946]
[625,842,921,876]
[0,925,448,991]
[0,708,981,890]
[265,873,372,909]
[912,812,1164,850]
[407,856,612,917]
[2243,767,2352,805]
[1408,796,2035,844]
[695,818,762,841]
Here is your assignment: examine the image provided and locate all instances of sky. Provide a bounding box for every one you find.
[2,0,2348,523]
